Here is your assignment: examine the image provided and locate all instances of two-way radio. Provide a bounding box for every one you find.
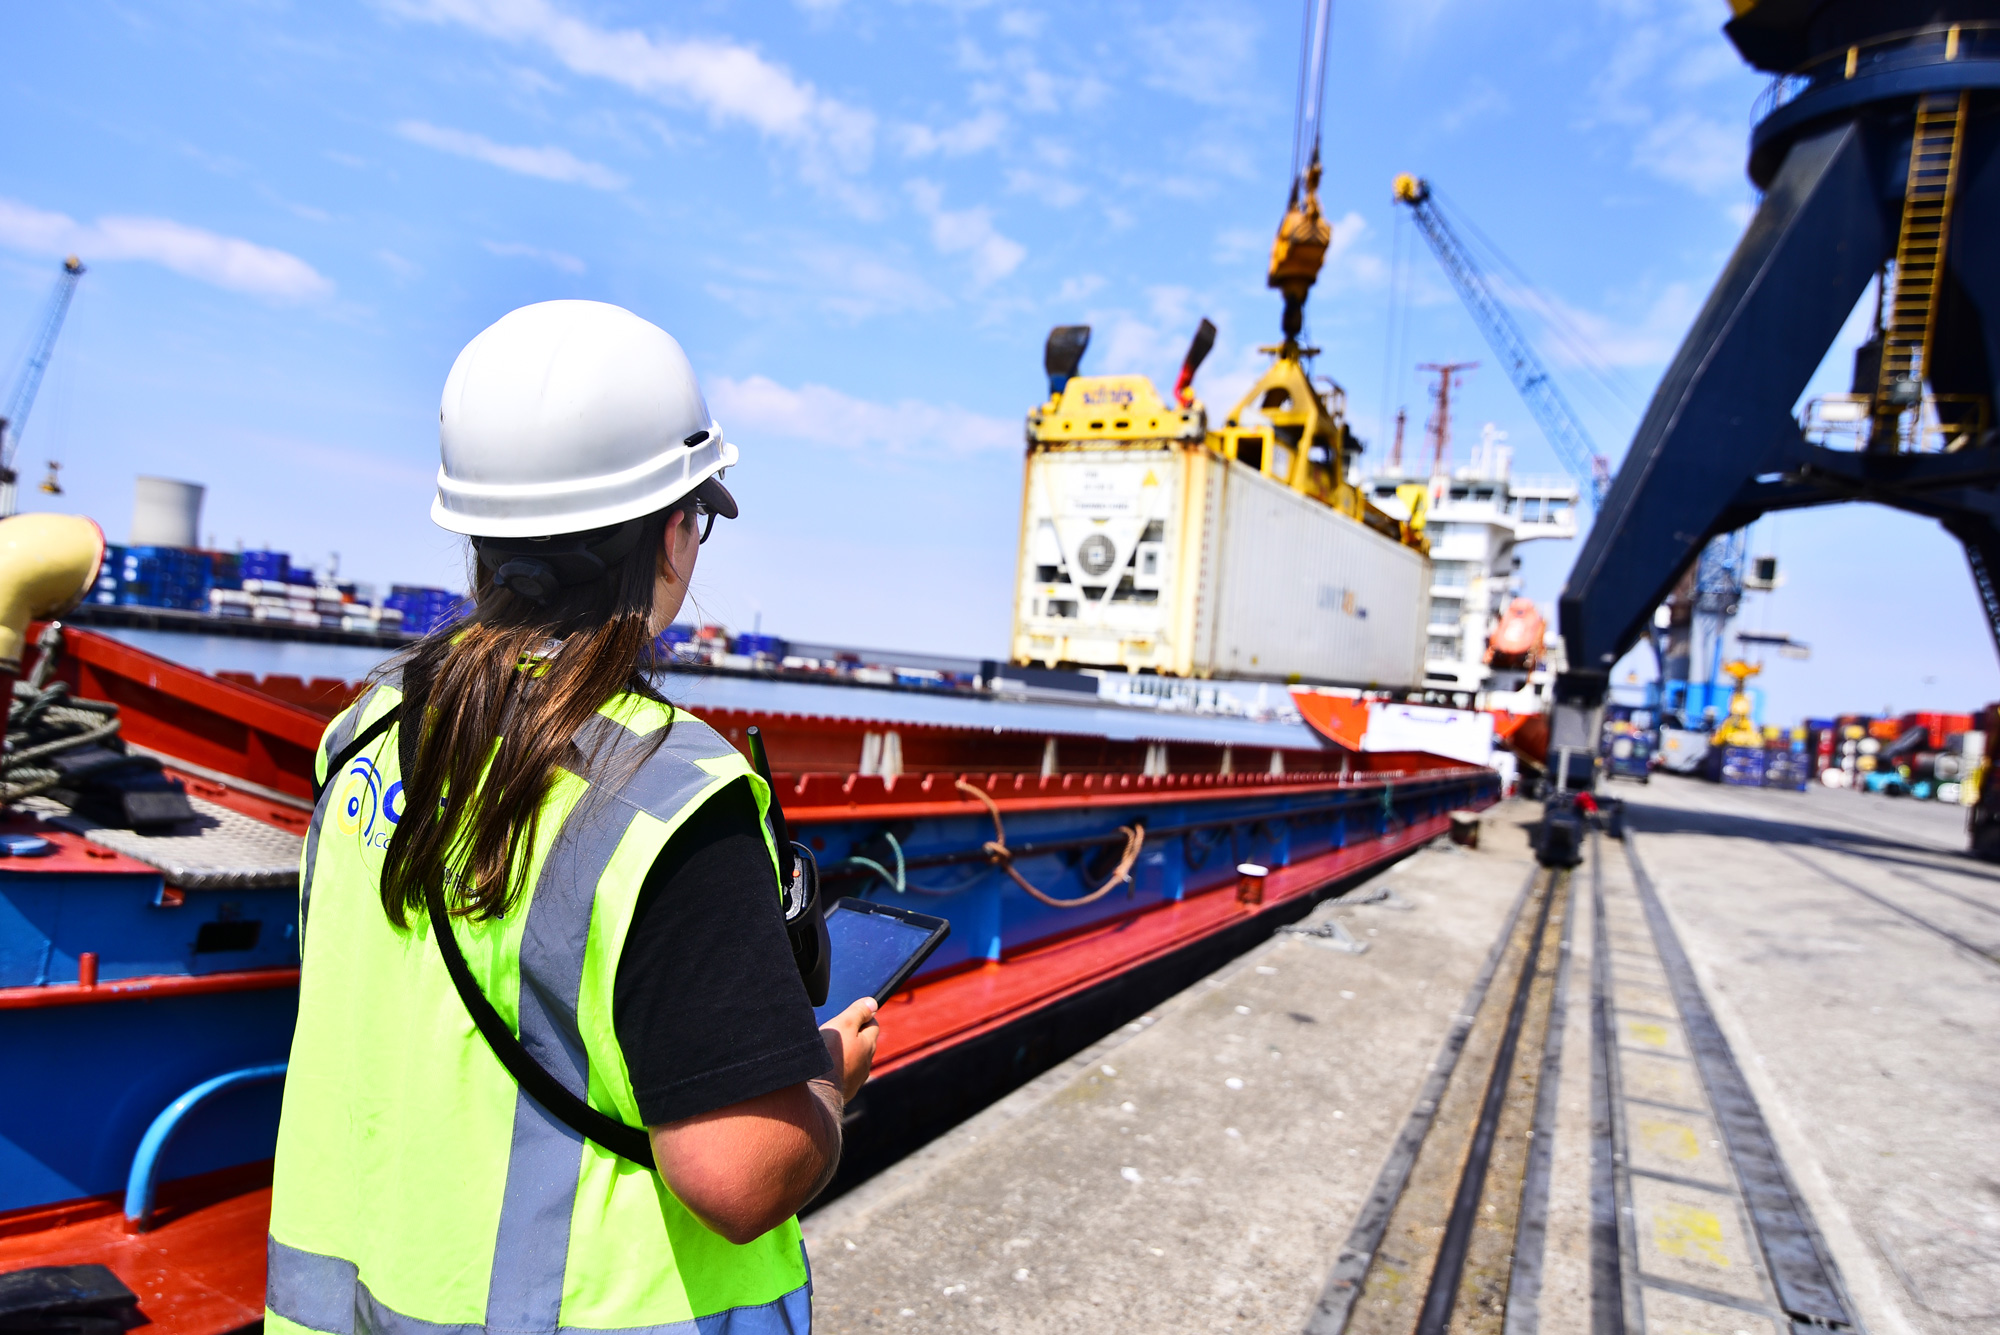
[746,726,831,1007]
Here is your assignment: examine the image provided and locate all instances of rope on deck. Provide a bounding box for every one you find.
[954,778,1145,909]
[3,623,122,803]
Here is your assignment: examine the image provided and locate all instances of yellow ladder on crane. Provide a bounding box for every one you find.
[1874,91,1970,448]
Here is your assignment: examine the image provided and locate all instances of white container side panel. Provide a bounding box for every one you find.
[1201,463,1429,688]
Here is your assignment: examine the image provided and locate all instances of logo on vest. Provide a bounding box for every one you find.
[334,755,404,847]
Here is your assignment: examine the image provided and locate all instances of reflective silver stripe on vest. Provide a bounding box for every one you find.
[483,706,750,1329]
[485,797,640,1331]
[270,1236,810,1333]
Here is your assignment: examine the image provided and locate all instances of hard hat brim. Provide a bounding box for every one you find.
[690,475,738,520]
[432,429,736,539]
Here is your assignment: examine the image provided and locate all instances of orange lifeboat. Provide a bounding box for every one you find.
[1485,597,1545,671]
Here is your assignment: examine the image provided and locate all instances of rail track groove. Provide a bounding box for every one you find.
[1305,828,1864,1334]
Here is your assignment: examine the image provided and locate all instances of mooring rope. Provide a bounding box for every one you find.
[2,624,122,803]
[953,777,1144,909]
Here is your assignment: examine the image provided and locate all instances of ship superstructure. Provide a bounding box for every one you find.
[1363,424,1577,693]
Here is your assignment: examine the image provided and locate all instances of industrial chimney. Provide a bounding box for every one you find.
[130,476,205,549]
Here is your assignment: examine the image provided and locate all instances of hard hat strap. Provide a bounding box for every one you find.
[475,519,648,603]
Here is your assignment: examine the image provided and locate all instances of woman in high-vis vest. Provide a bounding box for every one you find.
[267,300,877,1335]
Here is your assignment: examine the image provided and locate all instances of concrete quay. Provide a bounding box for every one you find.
[802,778,2000,1334]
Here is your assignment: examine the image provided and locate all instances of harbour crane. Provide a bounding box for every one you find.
[1391,175,1611,508]
[1391,175,1759,724]
[1,255,86,517]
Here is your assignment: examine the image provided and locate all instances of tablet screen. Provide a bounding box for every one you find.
[813,901,945,1025]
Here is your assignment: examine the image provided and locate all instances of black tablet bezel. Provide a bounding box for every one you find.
[823,896,951,1010]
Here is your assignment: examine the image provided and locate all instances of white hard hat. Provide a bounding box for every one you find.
[433,299,737,539]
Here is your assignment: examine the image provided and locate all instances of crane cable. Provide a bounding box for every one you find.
[1288,0,1334,195]
[1379,209,1414,452]
[1423,183,1646,426]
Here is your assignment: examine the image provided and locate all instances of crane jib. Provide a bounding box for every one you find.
[1396,185,1610,509]
[0,256,86,507]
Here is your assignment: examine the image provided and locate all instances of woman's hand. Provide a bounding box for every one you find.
[818,997,880,1102]
[649,998,881,1245]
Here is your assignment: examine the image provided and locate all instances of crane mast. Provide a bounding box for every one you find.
[1390,176,1610,507]
[1,255,86,517]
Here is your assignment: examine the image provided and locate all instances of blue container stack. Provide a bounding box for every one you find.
[240,550,289,584]
[89,545,214,611]
[734,633,786,659]
[385,585,469,635]
[207,550,243,591]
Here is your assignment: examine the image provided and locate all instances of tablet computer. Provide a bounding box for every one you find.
[812,898,951,1026]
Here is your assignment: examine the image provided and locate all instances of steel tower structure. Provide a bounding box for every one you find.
[1552,4,2000,792]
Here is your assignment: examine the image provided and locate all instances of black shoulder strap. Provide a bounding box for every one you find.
[312,702,401,802]
[368,698,656,1166]
[423,883,655,1165]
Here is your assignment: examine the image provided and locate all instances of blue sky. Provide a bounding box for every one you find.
[2,0,1991,723]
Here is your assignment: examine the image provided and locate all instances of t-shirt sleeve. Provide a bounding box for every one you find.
[613,776,832,1126]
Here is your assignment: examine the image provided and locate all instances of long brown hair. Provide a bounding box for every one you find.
[376,507,678,926]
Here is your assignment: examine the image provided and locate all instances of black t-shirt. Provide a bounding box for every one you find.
[613,777,831,1126]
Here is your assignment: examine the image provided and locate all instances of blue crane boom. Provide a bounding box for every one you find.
[1390,176,1610,507]
[1,255,86,514]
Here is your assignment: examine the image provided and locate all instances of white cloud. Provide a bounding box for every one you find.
[708,375,1016,455]
[967,44,1104,116]
[399,0,875,178]
[1004,167,1085,208]
[1321,210,1386,290]
[1438,79,1509,134]
[898,110,1007,158]
[1135,5,1259,106]
[1214,226,1264,265]
[0,197,332,300]
[376,248,422,279]
[1585,1,1760,200]
[1068,287,1221,392]
[482,239,586,273]
[397,120,626,189]
[998,10,1045,39]
[706,238,944,323]
[908,181,1026,286]
[1054,274,1104,304]
[1634,112,1742,196]
[1506,278,1702,370]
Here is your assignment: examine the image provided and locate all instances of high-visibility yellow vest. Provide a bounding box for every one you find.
[266,679,811,1334]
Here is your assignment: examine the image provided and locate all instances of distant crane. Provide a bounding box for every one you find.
[1,255,86,517]
[1391,175,1610,507]
[1391,176,1765,711]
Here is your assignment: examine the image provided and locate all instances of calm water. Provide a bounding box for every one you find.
[97,627,1322,749]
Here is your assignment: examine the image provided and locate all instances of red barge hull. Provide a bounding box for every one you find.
[1,627,1496,1330]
